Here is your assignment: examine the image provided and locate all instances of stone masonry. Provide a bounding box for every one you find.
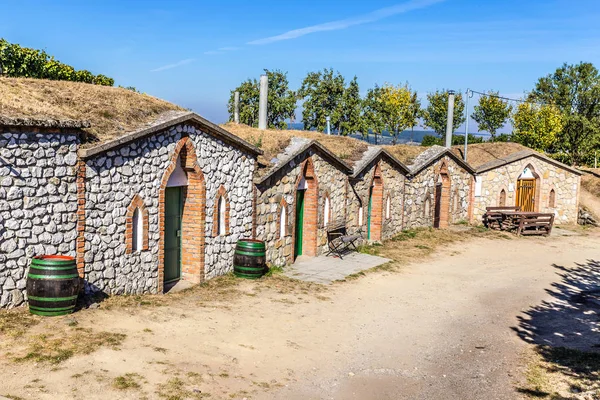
[0,129,80,308]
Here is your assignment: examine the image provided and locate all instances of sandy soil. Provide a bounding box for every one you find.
[2,230,599,400]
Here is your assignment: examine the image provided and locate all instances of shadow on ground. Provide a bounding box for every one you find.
[513,260,600,398]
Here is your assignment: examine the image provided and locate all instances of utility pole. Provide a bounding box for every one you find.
[258,74,268,130]
[464,89,471,161]
[445,90,455,148]
[326,116,331,135]
[234,91,240,124]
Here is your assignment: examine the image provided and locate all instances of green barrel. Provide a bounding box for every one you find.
[233,239,266,279]
[26,255,80,316]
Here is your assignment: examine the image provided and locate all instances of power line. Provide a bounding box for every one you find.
[468,89,548,106]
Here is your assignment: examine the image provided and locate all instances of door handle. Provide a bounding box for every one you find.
[176,230,181,237]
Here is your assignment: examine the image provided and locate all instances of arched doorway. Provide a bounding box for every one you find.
[516,165,539,212]
[159,137,206,291]
[434,162,451,229]
[293,158,318,260]
[367,162,384,241]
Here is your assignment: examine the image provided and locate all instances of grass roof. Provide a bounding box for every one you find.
[382,144,428,165]
[221,123,369,167]
[0,77,183,145]
[451,142,530,169]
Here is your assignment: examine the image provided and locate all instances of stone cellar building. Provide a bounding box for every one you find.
[347,147,410,242]
[462,143,582,224]
[0,78,584,308]
[401,146,476,229]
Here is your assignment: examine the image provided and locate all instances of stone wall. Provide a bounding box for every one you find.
[255,149,348,267]
[0,129,80,308]
[472,156,580,224]
[83,123,255,295]
[404,155,473,229]
[348,158,406,241]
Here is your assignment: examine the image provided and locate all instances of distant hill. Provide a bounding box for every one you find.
[287,123,490,145]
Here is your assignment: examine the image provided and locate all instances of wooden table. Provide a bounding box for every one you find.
[498,211,554,235]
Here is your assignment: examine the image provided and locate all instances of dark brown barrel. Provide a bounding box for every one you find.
[26,255,80,316]
[233,239,266,279]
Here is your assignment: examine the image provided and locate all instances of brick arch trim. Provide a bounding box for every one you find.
[368,161,384,241]
[126,194,149,253]
[158,136,206,290]
[213,185,231,236]
[292,156,319,259]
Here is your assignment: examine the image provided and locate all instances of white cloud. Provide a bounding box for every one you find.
[218,46,240,51]
[204,50,224,55]
[150,58,195,72]
[247,0,445,45]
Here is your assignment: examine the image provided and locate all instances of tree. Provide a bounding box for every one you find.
[298,68,346,132]
[512,103,563,152]
[422,90,465,143]
[528,62,600,164]
[227,69,296,129]
[338,76,362,135]
[471,91,512,141]
[363,85,385,144]
[408,90,422,143]
[378,83,415,144]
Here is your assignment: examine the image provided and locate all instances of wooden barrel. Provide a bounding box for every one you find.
[26,255,80,316]
[233,239,266,279]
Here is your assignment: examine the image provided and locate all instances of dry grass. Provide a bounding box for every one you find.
[9,327,126,364]
[581,171,600,198]
[355,226,509,270]
[382,144,428,165]
[156,377,209,399]
[113,373,144,390]
[518,346,600,399]
[0,77,183,144]
[222,123,368,170]
[451,142,530,169]
[0,309,40,337]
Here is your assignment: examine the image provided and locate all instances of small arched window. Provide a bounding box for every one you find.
[324,196,331,226]
[499,189,506,207]
[424,196,431,217]
[386,195,391,219]
[549,189,556,208]
[126,194,148,254]
[280,204,286,238]
[358,205,363,226]
[213,185,230,237]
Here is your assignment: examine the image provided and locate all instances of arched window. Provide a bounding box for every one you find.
[126,194,148,254]
[549,189,556,208]
[386,195,391,219]
[499,189,506,207]
[358,205,363,226]
[213,185,230,237]
[280,203,286,238]
[453,193,459,212]
[324,196,331,226]
[424,196,431,217]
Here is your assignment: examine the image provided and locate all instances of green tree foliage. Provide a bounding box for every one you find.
[0,38,114,86]
[378,83,419,144]
[227,69,296,129]
[298,68,346,132]
[338,76,362,135]
[422,90,466,142]
[528,62,600,165]
[362,85,385,144]
[512,103,563,152]
[471,91,512,141]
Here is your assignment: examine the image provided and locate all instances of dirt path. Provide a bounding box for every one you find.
[2,230,599,400]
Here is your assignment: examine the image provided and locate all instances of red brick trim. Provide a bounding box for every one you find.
[369,161,384,242]
[158,137,206,289]
[467,176,475,224]
[76,160,86,278]
[291,157,318,261]
[433,160,451,229]
[125,194,149,253]
[212,185,231,237]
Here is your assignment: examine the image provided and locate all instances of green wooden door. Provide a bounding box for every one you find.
[164,187,182,283]
[294,190,305,258]
[367,186,373,240]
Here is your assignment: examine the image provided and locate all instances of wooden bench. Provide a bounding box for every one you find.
[483,206,521,229]
[326,222,362,259]
[516,213,555,236]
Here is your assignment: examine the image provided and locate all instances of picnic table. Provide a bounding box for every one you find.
[484,207,555,236]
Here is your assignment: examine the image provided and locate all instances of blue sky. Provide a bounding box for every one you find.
[2,0,600,128]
